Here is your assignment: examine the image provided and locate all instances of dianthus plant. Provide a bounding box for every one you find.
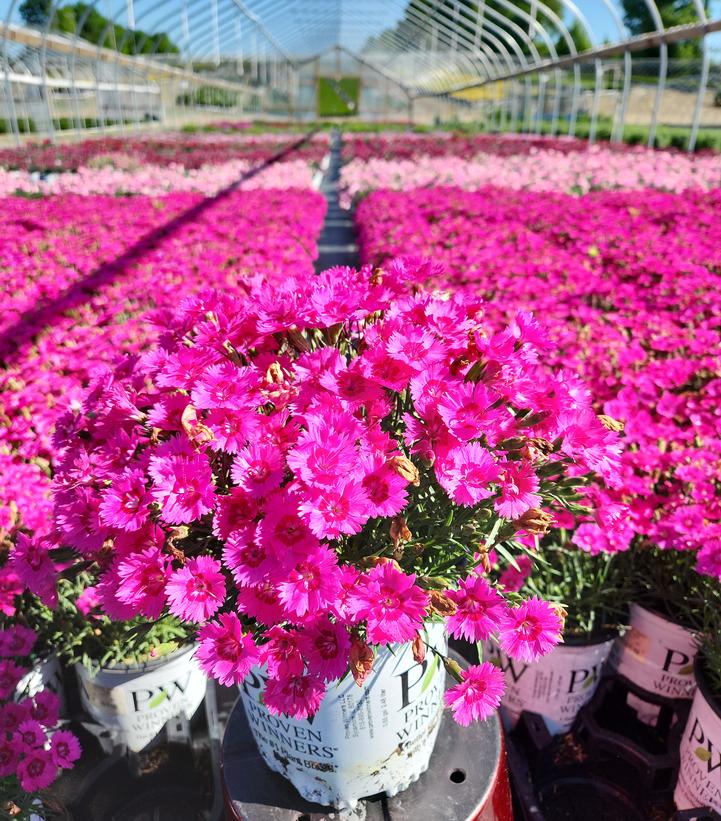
[47,259,622,725]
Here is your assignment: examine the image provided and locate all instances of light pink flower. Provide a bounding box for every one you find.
[166,556,225,622]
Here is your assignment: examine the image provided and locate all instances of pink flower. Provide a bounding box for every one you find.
[277,546,342,618]
[0,659,28,699]
[260,626,305,679]
[236,579,286,625]
[166,556,226,622]
[0,741,19,778]
[447,576,508,642]
[438,382,497,442]
[299,483,370,539]
[16,748,57,791]
[231,442,285,497]
[256,497,318,557]
[0,701,31,734]
[191,362,258,411]
[300,618,351,682]
[360,455,408,518]
[76,585,101,615]
[494,462,541,520]
[148,436,215,525]
[264,673,326,720]
[99,469,152,532]
[287,427,359,489]
[0,625,36,657]
[32,690,60,728]
[116,547,171,619]
[14,719,46,752]
[349,563,429,644]
[0,569,22,617]
[9,534,56,598]
[436,443,500,506]
[50,730,81,769]
[213,488,260,540]
[196,612,259,686]
[498,555,533,592]
[445,662,506,725]
[498,598,563,663]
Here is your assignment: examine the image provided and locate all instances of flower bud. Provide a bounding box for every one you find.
[428,590,458,617]
[390,516,412,548]
[180,404,213,448]
[265,362,284,385]
[443,657,464,683]
[412,634,426,664]
[389,455,420,487]
[349,637,375,687]
[370,267,384,286]
[515,508,554,536]
[598,414,624,432]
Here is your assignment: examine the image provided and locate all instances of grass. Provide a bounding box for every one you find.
[317,77,361,118]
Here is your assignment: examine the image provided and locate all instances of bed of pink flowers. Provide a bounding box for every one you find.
[0,158,317,197]
[44,257,622,723]
[0,188,326,552]
[339,144,721,205]
[356,185,721,578]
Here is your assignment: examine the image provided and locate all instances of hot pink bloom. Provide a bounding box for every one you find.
[438,382,497,442]
[498,555,533,592]
[196,612,259,686]
[445,662,506,726]
[16,748,57,791]
[76,585,101,615]
[287,428,359,489]
[349,563,429,644]
[436,444,500,506]
[50,730,82,769]
[165,556,226,622]
[231,442,285,497]
[300,618,351,682]
[360,455,408,518]
[494,462,542,520]
[0,660,28,699]
[213,488,260,540]
[9,534,56,598]
[263,673,326,720]
[191,362,258,411]
[0,569,22,617]
[447,576,508,642]
[498,598,563,663]
[148,436,215,525]
[0,625,36,657]
[0,742,19,778]
[14,719,46,752]
[260,626,305,679]
[0,701,32,734]
[277,546,342,618]
[223,531,277,587]
[116,547,171,619]
[99,469,152,532]
[236,579,286,626]
[32,690,60,728]
[256,497,318,557]
[299,483,370,539]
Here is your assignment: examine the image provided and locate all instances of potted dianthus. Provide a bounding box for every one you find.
[24,575,206,753]
[486,520,630,735]
[45,259,624,808]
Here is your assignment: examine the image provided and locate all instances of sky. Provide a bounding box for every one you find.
[1,0,720,61]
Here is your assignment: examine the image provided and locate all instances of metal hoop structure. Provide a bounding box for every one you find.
[1,0,720,148]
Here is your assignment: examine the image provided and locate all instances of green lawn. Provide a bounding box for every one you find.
[317,77,361,118]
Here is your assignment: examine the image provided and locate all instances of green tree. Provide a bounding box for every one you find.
[19,0,51,27]
[555,20,592,56]
[621,0,709,58]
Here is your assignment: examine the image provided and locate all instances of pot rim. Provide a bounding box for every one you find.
[694,655,721,723]
[562,626,619,647]
[629,602,700,636]
[75,643,195,676]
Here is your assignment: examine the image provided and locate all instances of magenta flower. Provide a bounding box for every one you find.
[300,618,351,682]
[16,748,57,791]
[0,742,19,778]
[31,690,60,728]
[299,483,370,539]
[196,612,259,686]
[277,546,342,618]
[0,625,36,658]
[148,436,215,525]
[494,462,542,520]
[213,488,259,540]
[264,673,326,720]
[445,663,506,726]
[438,382,497,442]
[191,362,259,411]
[231,442,285,497]
[436,443,500,507]
[14,719,46,752]
[116,547,171,619]
[349,563,429,644]
[498,598,563,663]
[50,730,82,769]
[166,556,226,622]
[260,626,305,679]
[99,469,152,532]
[0,660,28,699]
[360,455,408,518]
[256,496,319,557]
[447,576,508,642]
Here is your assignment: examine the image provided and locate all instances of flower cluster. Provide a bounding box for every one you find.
[0,625,80,801]
[49,258,621,722]
[356,184,721,577]
[0,188,326,560]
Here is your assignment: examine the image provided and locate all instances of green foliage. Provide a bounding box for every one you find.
[555,20,592,56]
[19,0,50,26]
[621,0,708,59]
[24,575,193,671]
[317,77,361,118]
[177,86,239,107]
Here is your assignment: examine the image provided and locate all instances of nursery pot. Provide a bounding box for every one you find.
[485,632,615,736]
[674,657,721,815]
[237,622,448,810]
[16,653,66,712]
[610,603,698,725]
[75,644,206,752]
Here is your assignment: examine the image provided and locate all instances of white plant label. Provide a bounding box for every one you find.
[675,687,721,815]
[76,646,206,752]
[610,604,698,724]
[485,638,614,735]
[239,623,447,810]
